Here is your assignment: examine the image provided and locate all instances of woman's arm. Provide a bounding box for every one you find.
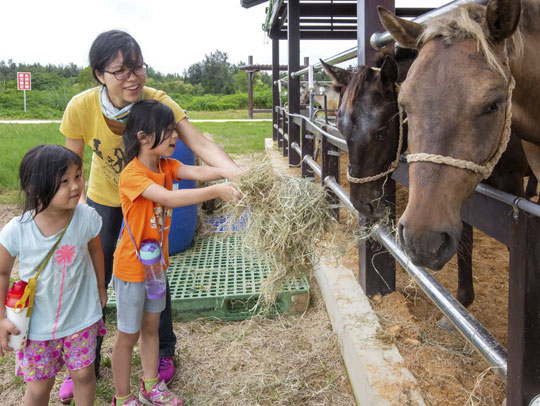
[177,165,241,183]
[176,119,239,169]
[141,182,238,208]
[0,244,17,356]
[88,235,107,308]
[65,137,88,204]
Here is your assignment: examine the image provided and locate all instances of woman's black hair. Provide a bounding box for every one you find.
[89,30,143,83]
[19,145,82,218]
[123,100,176,163]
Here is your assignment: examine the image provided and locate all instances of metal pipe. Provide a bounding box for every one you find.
[304,155,322,178]
[370,0,489,50]
[475,183,540,218]
[324,176,357,212]
[290,46,357,79]
[374,225,508,378]
[290,141,302,156]
[286,111,347,149]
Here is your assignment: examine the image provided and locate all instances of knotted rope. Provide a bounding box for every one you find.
[406,75,515,180]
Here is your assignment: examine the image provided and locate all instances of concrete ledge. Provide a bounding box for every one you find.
[315,258,425,406]
[264,138,425,406]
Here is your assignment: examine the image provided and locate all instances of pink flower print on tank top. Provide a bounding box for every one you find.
[52,245,76,339]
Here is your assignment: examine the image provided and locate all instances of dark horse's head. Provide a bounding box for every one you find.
[321,49,414,220]
[378,0,521,269]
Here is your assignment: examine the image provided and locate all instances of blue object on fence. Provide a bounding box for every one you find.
[169,139,197,255]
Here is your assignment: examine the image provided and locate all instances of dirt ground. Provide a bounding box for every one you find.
[333,151,510,406]
[0,159,355,406]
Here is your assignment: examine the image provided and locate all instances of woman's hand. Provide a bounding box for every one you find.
[99,287,108,309]
[220,167,243,182]
[0,318,18,357]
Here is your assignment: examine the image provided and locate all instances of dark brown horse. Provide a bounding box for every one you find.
[322,46,529,326]
[377,0,540,269]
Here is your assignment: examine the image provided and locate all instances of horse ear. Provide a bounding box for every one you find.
[377,6,423,49]
[379,56,398,86]
[486,0,521,42]
[320,59,351,88]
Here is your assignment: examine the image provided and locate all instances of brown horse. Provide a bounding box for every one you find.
[377,0,540,269]
[322,47,529,325]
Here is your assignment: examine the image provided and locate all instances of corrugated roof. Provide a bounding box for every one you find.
[240,0,268,8]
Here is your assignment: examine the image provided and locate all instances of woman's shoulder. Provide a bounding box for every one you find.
[65,87,100,110]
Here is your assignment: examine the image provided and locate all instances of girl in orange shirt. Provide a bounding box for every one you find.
[111,100,238,406]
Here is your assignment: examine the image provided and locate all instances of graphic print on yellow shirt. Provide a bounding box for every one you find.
[60,86,186,207]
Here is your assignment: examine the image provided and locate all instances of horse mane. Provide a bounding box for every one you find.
[417,2,527,78]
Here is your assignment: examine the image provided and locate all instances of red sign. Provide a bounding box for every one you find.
[17,72,31,91]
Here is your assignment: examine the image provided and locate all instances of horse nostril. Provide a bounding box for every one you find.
[436,231,453,260]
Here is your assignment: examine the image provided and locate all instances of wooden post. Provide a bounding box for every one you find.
[357,0,395,66]
[272,39,280,142]
[356,0,396,296]
[282,109,288,157]
[287,0,301,166]
[301,120,315,180]
[507,210,540,405]
[357,181,396,296]
[321,133,340,219]
[248,55,254,120]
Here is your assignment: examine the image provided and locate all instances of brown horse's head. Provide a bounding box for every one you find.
[322,56,402,220]
[378,0,521,269]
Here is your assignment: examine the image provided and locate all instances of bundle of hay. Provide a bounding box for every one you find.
[223,157,336,304]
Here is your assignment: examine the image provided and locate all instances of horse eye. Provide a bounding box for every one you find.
[375,130,387,140]
[484,101,502,114]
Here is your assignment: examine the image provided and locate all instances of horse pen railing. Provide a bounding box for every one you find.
[265,0,540,405]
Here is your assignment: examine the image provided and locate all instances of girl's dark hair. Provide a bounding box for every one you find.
[19,145,82,218]
[123,100,176,163]
[89,30,143,83]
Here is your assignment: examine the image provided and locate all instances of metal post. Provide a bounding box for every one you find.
[507,211,540,405]
[23,90,27,112]
[272,39,280,141]
[287,0,301,166]
[248,55,254,120]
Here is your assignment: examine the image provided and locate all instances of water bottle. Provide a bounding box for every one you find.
[140,239,166,300]
[5,280,30,350]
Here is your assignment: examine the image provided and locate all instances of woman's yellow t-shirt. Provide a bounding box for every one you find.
[60,86,186,207]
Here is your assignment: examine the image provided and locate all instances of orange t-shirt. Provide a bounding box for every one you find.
[113,157,182,282]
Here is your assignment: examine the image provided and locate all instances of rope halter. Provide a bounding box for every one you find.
[347,67,404,184]
[406,75,515,180]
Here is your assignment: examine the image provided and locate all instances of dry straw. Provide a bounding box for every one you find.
[222,156,336,305]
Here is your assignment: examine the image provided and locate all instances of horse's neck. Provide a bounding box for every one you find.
[510,6,540,145]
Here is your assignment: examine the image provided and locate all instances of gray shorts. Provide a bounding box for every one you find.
[113,275,166,334]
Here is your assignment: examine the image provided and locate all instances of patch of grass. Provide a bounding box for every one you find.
[192,121,271,155]
[187,110,272,120]
[0,120,271,204]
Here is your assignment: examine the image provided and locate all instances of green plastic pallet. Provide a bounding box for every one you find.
[107,233,310,321]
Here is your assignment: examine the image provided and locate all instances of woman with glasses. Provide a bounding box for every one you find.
[60,30,239,405]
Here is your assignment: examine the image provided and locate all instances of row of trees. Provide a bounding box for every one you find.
[0,51,273,96]
[0,51,280,118]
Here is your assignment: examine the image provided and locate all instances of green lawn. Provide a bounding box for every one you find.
[0,120,272,204]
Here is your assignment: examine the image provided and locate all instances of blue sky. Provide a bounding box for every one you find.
[1,0,447,75]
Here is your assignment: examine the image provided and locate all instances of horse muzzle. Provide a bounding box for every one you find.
[398,220,460,270]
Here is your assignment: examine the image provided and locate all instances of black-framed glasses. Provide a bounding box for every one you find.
[104,63,148,81]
